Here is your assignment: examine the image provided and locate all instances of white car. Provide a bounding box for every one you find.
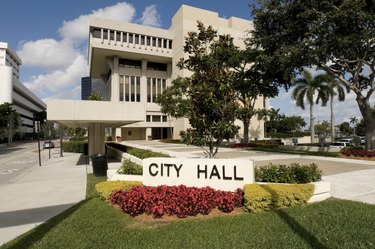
[330,142,351,148]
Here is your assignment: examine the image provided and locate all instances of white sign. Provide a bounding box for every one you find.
[143,158,254,191]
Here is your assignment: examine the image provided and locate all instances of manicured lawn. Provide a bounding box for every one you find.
[3,175,375,249]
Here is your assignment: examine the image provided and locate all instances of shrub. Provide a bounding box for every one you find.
[63,141,88,153]
[117,159,142,175]
[95,180,142,200]
[127,147,170,159]
[69,137,88,142]
[255,163,322,184]
[243,184,314,213]
[110,185,243,218]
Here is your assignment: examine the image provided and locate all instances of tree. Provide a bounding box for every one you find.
[251,0,375,150]
[326,77,347,140]
[339,122,353,137]
[315,120,330,137]
[0,103,20,145]
[350,117,359,135]
[265,113,306,137]
[87,90,104,101]
[157,22,239,158]
[230,48,279,143]
[355,119,365,136]
[291,70,331,143]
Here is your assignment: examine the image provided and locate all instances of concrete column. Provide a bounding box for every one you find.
[111,127,116,141]
[111,56,119,102]
[166,63,172,87]
[146,128,152,141]
[88,123,106,157]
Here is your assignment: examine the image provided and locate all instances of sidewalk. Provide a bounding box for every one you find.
[0,153,87,245]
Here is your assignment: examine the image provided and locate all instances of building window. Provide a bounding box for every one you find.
[93,29,101,38]
[123,32,127,42]
[135,34,139,44]
[110,31,115,41]
[147,77,167,103]
[119,77,124,101]
[152,115,161,122]
[140,35,145,45]
[125,76,129,101]
[129,33,133,43]
[119,59,141,68]
[120,75,140,102]
[147,78,151,102]
[162,115,167,122]
[103,29,108,39]
[147,62,167,71]
[146,115,151,122]
[147,36,151,46]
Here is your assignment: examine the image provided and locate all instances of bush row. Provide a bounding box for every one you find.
[243,184,314,213]
[95,180,142,200]
[117,159,142,175]
[63,141,87,153]
[110,185,243,218]
[255,163,322,184]
[126,147,170,159]
[228,143,280,149]
[106,143,170,159]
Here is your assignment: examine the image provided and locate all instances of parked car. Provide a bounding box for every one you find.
[43,141,55,149]
[330,142,351,148]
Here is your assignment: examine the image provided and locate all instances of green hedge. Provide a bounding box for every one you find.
[63,141,88,153]
[95,180,143,200]
[117,159,142,175]
[243,184,314,213]
[126,147,170,159]
[255,163,322,184]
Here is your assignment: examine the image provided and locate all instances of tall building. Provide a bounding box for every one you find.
[88,5,267,141]
[48,5,267,156]
[0,42,46,137]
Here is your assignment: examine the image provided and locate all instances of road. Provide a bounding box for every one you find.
[0,140,61,187]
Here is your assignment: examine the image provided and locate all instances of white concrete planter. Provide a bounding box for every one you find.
[107,145,143,165]
[308,181,331,203]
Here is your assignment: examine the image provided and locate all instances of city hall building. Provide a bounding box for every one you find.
[48,5,267,155]
[0,42,46,137]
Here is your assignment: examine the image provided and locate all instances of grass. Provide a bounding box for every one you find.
[2,175,375,249]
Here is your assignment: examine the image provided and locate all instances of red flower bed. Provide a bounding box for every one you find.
[110,185,243,218]
[341,149,375,157]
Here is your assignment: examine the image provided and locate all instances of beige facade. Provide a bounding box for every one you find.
[87,5,267,142]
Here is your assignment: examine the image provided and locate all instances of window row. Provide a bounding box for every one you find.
[147,78,167,103]
[119,75,141,102]
[118,59,167,71]
[93,28,172,49]
[146,115,168,122]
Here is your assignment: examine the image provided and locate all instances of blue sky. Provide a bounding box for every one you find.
[0,1,362,126]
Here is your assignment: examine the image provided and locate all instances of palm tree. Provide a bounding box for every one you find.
[326,77,347,141]
[350,117,359,135]
[292,70,331,143]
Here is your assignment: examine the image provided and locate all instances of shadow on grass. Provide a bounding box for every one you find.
[2,199,89,249]
[261,185,328,249]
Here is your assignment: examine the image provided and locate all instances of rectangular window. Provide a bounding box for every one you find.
[93,29,101,38]
[110,31,115,41]
[129,33,133,43]
[163,39,168,49]
[146,115,151,122]
[169,40,172,49]
[162,116,167,122]
[152,78,157,103]
[131,76,135,102]
[152,37,156,47]
[135,34,139,44]
[125,76,129,101]
[116,31,121,41]
[103,29,108,39]
[152,115,161,122]
[140,35,145,45]
[162,79,166,93]
[147,36,151,46]
[147,78,151,102]
[157,79,162,98]
[136,77,140,102]
[119,76,124,101]
[158,38,162,48]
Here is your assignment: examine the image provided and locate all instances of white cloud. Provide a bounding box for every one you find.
[24,55,87,99]
[18,2,140,101]
[59,2,136,43]
[17,39,79,69]
[139,4,162,28]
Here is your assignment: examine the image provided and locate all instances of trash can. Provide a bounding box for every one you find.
[90,154,108,176]
[83,143,88,156]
